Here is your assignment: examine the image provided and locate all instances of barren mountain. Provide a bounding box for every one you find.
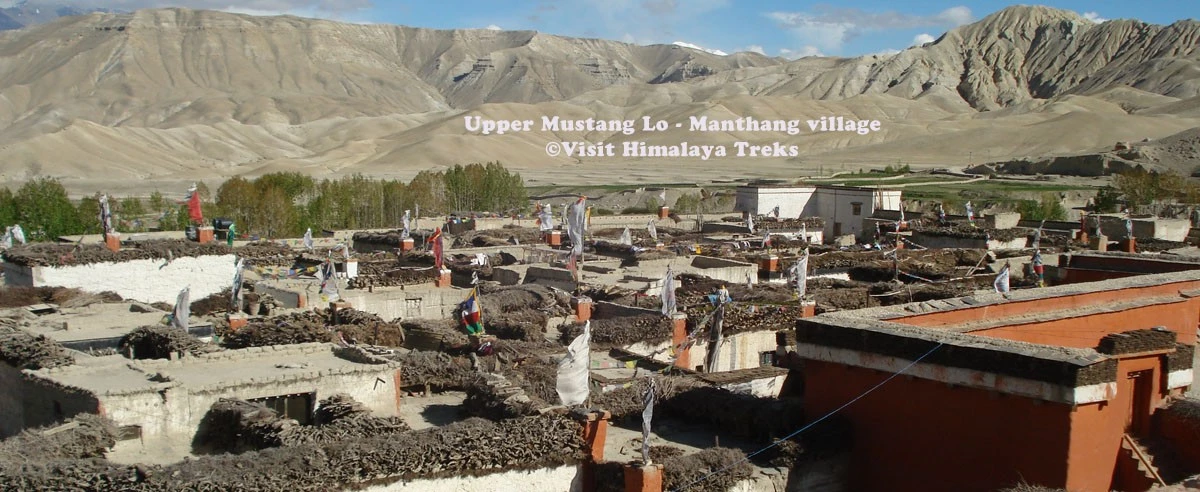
[0,5,1196,194]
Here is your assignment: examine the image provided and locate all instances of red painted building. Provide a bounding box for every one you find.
[793,267,1200,491]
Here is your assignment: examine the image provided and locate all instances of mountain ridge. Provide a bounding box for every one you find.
[0,5,1195,191]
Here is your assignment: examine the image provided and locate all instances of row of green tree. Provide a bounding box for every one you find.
[0,162,527,241]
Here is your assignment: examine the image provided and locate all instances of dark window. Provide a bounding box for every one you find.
[760,351,777,367]
[851,202,863,216]
[250,393,315,425]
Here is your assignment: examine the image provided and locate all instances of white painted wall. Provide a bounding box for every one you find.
[355,465,583,492]
[735,187,814,219]
[622,330,778,374]
[719,375,787,398]
[735,186,900,242]
[690,330,779,373]
[5,254,236,305]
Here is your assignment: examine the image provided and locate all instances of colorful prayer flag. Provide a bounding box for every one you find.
[461,288,484,335]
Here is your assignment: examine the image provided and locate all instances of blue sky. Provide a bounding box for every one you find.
[19,1,1199,57]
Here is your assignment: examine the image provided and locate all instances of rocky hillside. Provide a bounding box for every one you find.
[698,6,1199,110]
[0,5,1195,189]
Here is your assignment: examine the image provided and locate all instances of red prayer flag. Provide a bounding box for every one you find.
[187,187,203,224]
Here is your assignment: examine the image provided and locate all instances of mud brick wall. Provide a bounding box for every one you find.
[1156,398,1200,475]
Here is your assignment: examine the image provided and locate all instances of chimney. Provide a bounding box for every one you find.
[103,232,121,253]
[546,230,562,246]
[658,206,670,219]
[573,409,612,492]
[196,226,215,244]
[671,313,690,370]
[227,313,248,331]
[401,237,415,252]
[434,269,452,288]
[574,296,593,323]
[624,462,664,492]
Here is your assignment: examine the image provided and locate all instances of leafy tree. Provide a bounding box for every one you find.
[673,193,701,213]
[257,187,297,238]
[254,172,314,201]
[216,177,258,233]
[148,191,166,214]
[120,197,145,218]
[0,187,16,227]
[1018,194,1068,221]
[75,194,102,234]
[14,177,81,241]
[1093,186,1122,213]
[1114,169,1187,210]
[408,170,447,215]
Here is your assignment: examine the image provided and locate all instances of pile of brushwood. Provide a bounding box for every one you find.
[219,311,330,348]
[2,415,586,490]
[347,266,438,289]
[0,414,116,464]
[189,287,234,316]
[118,325,212,360]
[402,319,469,352]
[193,394,412,454]
[2,240,230,267]
[236,242,296,267]
[590,376,702,423]
[558,314,672,348]
[0,326,73,369]
[914,224,1027,241]
[594,448,753,492]
[392,350,474,388]
[0,286,120,309]
[463,373,543,419]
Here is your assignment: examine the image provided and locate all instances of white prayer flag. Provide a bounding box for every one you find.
[641,377,657,464]
[98,194,113,235]
[619,227,632,246]
[661,269,677,316]
[171,287,190,331]
[994,264,1011,294]
[647,220,658,242]
[402,210,411,239]
[567,197,587,256]
[303,228,314,250]
[747,214,755,233]
[556,321,591,406]
[791,249,809,298]
[231,258,245,312]
[10,225,24,245]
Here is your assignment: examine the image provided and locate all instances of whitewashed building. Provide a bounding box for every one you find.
[734,185,902,240]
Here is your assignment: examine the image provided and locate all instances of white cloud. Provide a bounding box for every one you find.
[780,46,823,59]
[672,41,727,56]
[912,33,935,46]
[933,6,972,26]
[485,24,502,30]
[738,44,766,55]
[1082,12,1108,23]
[769,6,972,53]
